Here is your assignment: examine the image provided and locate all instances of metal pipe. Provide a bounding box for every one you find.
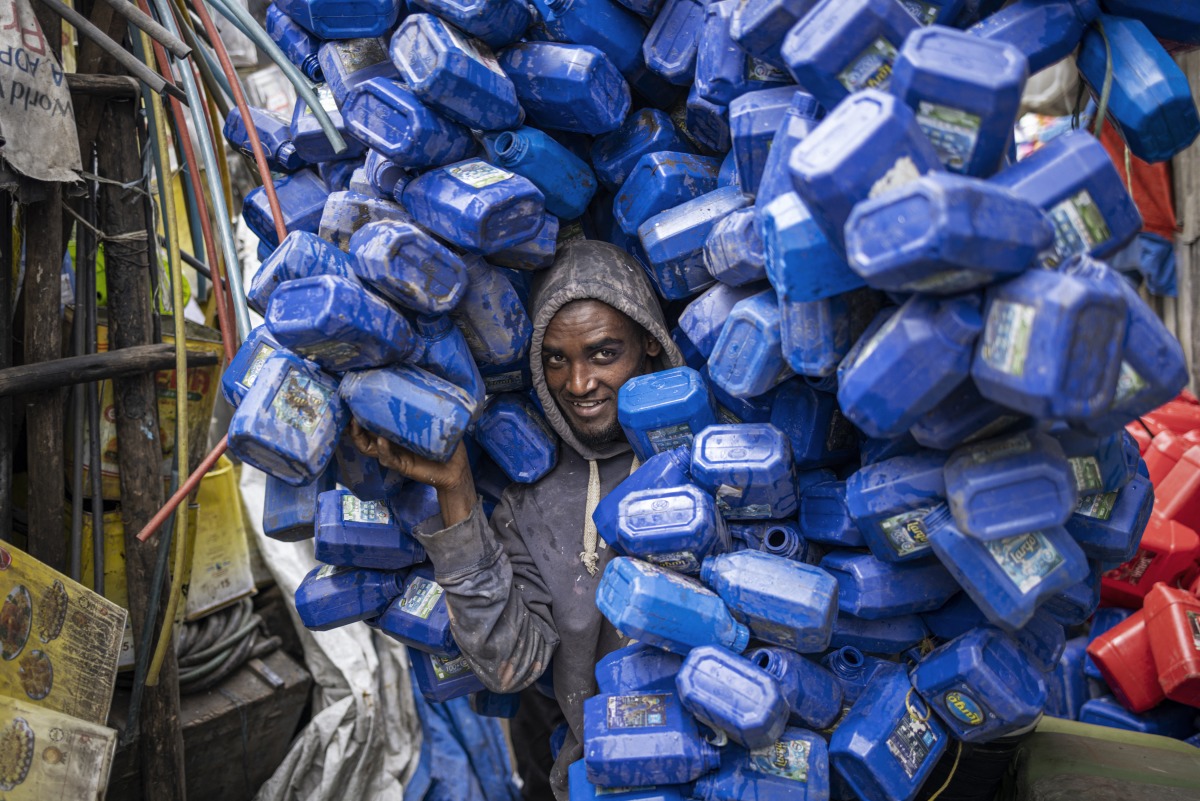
[98,0,192,58]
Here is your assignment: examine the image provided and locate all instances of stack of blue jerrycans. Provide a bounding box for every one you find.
[228,0,1200,797]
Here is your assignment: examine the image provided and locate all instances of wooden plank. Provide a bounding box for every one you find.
[0,191,12,541]
[1171,50,1200,393]
[66,72,141,98]
[0,343,219,397]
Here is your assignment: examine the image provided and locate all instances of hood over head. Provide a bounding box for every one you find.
[529,240,684,461]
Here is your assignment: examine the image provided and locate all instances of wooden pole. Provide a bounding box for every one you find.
[0,191,10,541]
[99,98,186,801]
[1172,50,1200,394]
[0,344,219,398]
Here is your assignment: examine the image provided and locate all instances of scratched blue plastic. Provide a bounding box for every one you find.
[908,378,1024,452]
[1066,473,1153,564]
[692,727,829,801]
[449,256,532,366]
[682,85,732,155]
[266,3,323,82]
[411,650,486,702]
[613,151,720,237]
[830,612,929,655]
[364,149,407,198]
[968,0,1099,74]
[718,150,739,189]
[391,481,442,537]
[347,167,374,196]
[412,314,485,408]
[317,190,412,252]
[340,77,477,169]
[499,43,630,135]
[582,688,721,787]
[819,548,959,619]
[348,221,468,316]
[1084,607,1133,681]
[409,0,530,47]
[691,424,798,520]
[642,0,704,85]
[753,93,822,214]
[846,451,947,563]
[707,290,795,399]
[532,0,658,90]
[488,212,558,270]
[761,193,863,305]
[1078,696,1198,738]
[491,127,597,220]
[375,564,456,653]
[728,86,796,196]
[777,292,856,379]
[911,626,1047,742]
[676,646,789,749]
[333,430,404,501]
[1050,427,1136,495]
[702,209,766,288]
[972,267,1127,421]
[568,759,688,801]
[952,0,1006,27]
[991,130,1142,263]
[263,469,335,541]
[318,159,357,193]
[922,593,1066,673]
[294,564,404,630]
[340,364,479,462]
[780,0,919,111]
[618,367,717,462]
[799,482,865,548]
[389,15,522,132]
[593,445,693,540]
[591,109,692,192]
[696,0,791,107]
[243,168,329,249]
[1100,1,1200,46]
[314,489,426,570]
[317,37,396,107]
[845,173,1051,295]
[595,643,684,694]
[754,521,815,565]
[289,85,366,165]
[223,105,307,173]
[597,556,751,655]
[728,0,817,68]
[837,294,983,440]
[265,275,419,373]
[701,550,838,653]
[274,0,401,38]
[829,663,948,801]
[472,393,558,484]
[228,352,346,486]
[1041,557,1102,627]
[819,646,890,705]
[705,366,778,426]
[221,326,283,409]
[771,374,859,467]
[609,484,729,574]
[746,646,842,729]
[679,283,762,360]
[889,26,1027,177]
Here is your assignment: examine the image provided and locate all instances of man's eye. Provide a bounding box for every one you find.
[596,350,616,360]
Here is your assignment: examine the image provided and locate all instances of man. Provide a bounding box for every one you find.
[353,239,686,800]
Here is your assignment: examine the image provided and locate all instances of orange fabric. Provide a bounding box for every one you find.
[1099,119,1179,240]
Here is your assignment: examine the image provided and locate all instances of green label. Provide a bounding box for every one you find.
[903,267,982,294]
[398,576,443,620]
[334,38,387,73]
[271,369,331,436]
[837,38,898,93]
[1114,361,1148,405]
[749,738,810,783]
[447,160,512,189]
[645,422,694,454]
[880,507,933,557]
[1069,456,1104,494]
[986,531,1065,594]
[1076,492,1117,521]
[1049,189,1113,261]
[342,495,390,525]
[606,694,669,729]
[241,342,276,390]
[916,101,982,171]
[981,300,1036,377]
[430,652,471,681]
[887,713,938,779]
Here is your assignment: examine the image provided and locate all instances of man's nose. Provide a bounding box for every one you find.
[567,362,597,396]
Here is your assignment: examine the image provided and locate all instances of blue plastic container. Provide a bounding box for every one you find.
[583,689,721,787]
[389,15,523,132]
[777,292,857,379]
[332,430,404,501]
[363,150,407,198]
[273,0,401,39]
[591,109,692,191]
[1099,1,1200,46]
[317,37,396,107]
[754,520,816,564]
[677,645,790,748]
[266,3,323,82]
[846,451,947,563]
[473,393,558,484]
[696,0,791,107]
[701,550,838,653]
[685,84,733,154]
[375,564,456,654]
[611,484,729,574]
[596,643,684,694]
[968,0,1099,75]
[707,290,795,399]
[391,481,441,537]
[729,0,818,68]
[1041,558,1101,627]
[614,151,721,237]
[223,105,307,174]
[597,557,751,655]
[799,482,865,548]
[991,130,1142,263]
[819,549,959,619]
[760,193,864,306]
[348,221,467,316]
[772,382,857,469]
[319,159,357,193]
[618,367,717,462]
[499,43,630,134]
[703,210,766,288]
[221,326,283,409]
[690,424,798,519]
[642,0,704,85]
[679,283,763,359]
[340,78,477,169]
[728,87,797,197]
[491,127,597,220]
[294,564,404,630]
[934,596,1067,673]
[1051,428,1137,496]
[263,469,335,541]
[318,190,413,252]
[413,314,485,407]
[449,256,532,366]
[409,0,531,48]
[691,727,829,801]
[289,86,366,166]
[1066,475,1154,563]
[705,367,778,426]
[753,92,823,214]
[568,759,689,801]
[820,645,890,705]
[347,166,374,197]
[228,352,346,486]
[1043,636,1088,720]
[911,626,1047,742]
[593,444,693,536]
[830,612,929,655]
[829,663,949,801]
[747,646,843,729]
[243,168,329,250]
[1078,696,1198,739]
[488,211,558,270]
[314,489,426,570]
[953,0,1006,27]
[340,364,479,462]
[972,268,1127,420]
[908,378,1024,452]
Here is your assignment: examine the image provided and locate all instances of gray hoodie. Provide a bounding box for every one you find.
[414,240,685,799]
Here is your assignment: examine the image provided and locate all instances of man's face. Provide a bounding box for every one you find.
[541,300,662,448]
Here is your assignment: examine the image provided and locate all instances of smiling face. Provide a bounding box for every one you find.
[541,300,663,449]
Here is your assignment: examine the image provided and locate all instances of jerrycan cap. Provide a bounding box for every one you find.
[937,295,984,346]
[789,91,823,121]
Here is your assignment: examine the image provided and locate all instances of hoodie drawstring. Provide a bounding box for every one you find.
[581,454,641,576]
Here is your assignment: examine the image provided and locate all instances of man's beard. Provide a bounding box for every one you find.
[571,418,625,449]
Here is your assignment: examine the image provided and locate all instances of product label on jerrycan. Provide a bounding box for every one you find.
[981,300,1036,377]
[880,508,932,556]
[899,0,939,24]
[398,576,444,619]
[334,38,388,72]
[1076,492,1117,521]
[342,495,391,524]
[916,101,981,171]
[1069,457,1104,494]
[272,369,332,435]
[1187,611,1200,650]
[986,531,1064,593]
[606,694,669,729]
[887,711,939,778]
[448,160,513,189]
[1103,548,1156,586]
[837,38,899,93]
[646,423,695,454]
[1048,189,1112,262]
[942,689,987,727]
[431,652,473,681]
[1114,361,1148,404]
[749,738,810,782]
[645,551,701,574]
[240,342,276,391]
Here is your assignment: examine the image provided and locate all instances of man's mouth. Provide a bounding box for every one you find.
[567,398,608,418]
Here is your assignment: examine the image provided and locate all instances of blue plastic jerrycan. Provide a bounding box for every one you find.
[943,430,1077,541]
[375,564,457,654]
[499,43,631,135]
[314,489,427,570]
[820,645,890,705]
[846,450,947,563]
[701,550,838,653]
[568,759,689,801]
[780,0,919,110]
[991,130,1142,264]
[318,190,413,252]
[682,84,733,154]
[289,86,366,166]
[899,0,965,25]
[596,642,684,694]
[389,14,523,132]
[265,3,323,83]
[583,689,722,787]
[952,0,1006,27]
[968,0,1099,74]
[677,645,790,748]
[845,172,1052,295]
[618,366,717,462]
[596,556,751,655]
[829,663,949,801]
[907,378,1025,453]
[642,0,704,85]
[761,192,864,306]
[488,211,558,269]
[610,484,729,574]
[471,689,522,718]
[830,612,930,655]
[679,283,763,359]
[729,0,818,68]
[1043,636,1088,719]
[242,168,329,250]
[890,26,1027,177]
[754,93,823,214]
[409,0,531,48]
[341,78,477,169]
[449,256,532,366]
[263,469,335,541]
[753,521,817,565]
[696,0,791,107]
[348,166,376,197]
[704,209,766,288]
[911,626,1047,742]
[1078,695,1199,738]
[591,109,692,191]
[400,159,546,255]
[1040,558,1101,627]
[819,548,959,619]
[222,326,283,409]
[491,127,597,220]
[705,364,778,426]
[363,150,407,199]
[924,505,1089,632]
[1100,1,1200,47]
[771,381,858,469]
[1050,427,1137,496]
[778,289,879,380]
[228,351,347,486]
[265,275,419,373]
[837,294,983,440]
[348,220,468,316]
[273,0,401,39]
[473,393,558,484]
[593,444,693,535]
[746,646,843,729]
[707,290,795,399]
[615,151,722,237]
[799,482,866,548]
[223,106,307,174]
[923,593,1066,673]
[692,729,829,801]
[972,267,1127,421]
[391,480,442,536]
[1066,473,1154,563]
[319,159,359,193]
[729,87,798,197]
[339,364,479,462]
[413,314,486,407]
[691,424,799,520]
[333,430,404,500]
[317,37,396,107]
[294,564,404,630]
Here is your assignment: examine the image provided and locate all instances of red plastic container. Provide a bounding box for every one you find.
[1144,582,1200,707]
[1125,422,1152,456]
[1144,398,1200,436]
[1144,430,1188,485]
[1153,446,1200,530]
[1086,609,1166,713]
[1101,514,1200,608]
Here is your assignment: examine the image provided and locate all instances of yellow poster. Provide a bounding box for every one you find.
[0,695,116,800]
